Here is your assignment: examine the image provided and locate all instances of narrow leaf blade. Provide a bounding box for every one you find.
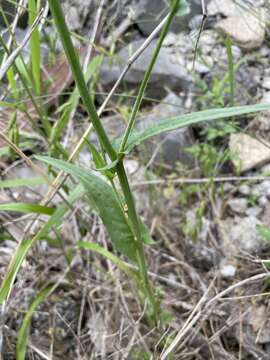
[37,156,138,261]
[120,103,270,154]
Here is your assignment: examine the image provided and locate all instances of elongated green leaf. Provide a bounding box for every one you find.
[119,103,270,154]
[0,203,54,215]
[0,177,44,189]
[0,185,84,304]
[16,285,54,360]
[28,0,41,95]
[37,156,139,261]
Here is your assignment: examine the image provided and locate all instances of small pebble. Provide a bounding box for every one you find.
[245,206,262,217]
[220,264,236,278]
[262,77,270,90]
[238,184,250,196]
[258,196,268,207]
[227,198,248,214]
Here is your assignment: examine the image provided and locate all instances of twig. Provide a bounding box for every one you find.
[131,175,270,187]
[161,272,270,359]
[0,0,27,67]
[192,0,207,70]
[0,8,44,81]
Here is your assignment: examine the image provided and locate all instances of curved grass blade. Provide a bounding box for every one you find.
[0,203,54,215]
[0,185,84,304]
[119,103,270,154]
[0,177,44,189]
[16,285,54,360]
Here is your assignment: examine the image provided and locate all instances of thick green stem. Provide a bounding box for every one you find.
[48,0,158,317]
[48,0,116,161]
[116,161,159,318]
[48,0,181,323]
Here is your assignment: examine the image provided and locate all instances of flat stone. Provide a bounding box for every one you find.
[220,264,236,278]
[245,207,262,217]
[225,216,263,252]
[262,77,270,90]
[62,0,95,31]
[258,196,268,207]
[229,133,270,172]
[238,184,251,196]
[215,8,266,50]
[227,198,248,214]
[208,0,240,17]
[250,92,270,132]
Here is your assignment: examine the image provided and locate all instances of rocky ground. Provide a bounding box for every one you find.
[1,0,270,359]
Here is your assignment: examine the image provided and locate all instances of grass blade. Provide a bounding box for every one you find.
[0,203,54,215]
[0,184,84,304]
[16,285,54,360]
[120,103,270,154]
[0,177,44,189]
[28,0,41,95]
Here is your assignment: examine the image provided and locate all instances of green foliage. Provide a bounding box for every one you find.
[16,285,54,360]
[178,184,201,205]
[37,156,152,262]
[117,103,270,155]
[182,202,206,242]
[0,202,54,215]
[0,185,84,303]
[2,0,270,342]
[257,226,270,242]
[187,143,231,176]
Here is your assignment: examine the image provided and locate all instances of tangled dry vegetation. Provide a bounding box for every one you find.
[1,0,270,359]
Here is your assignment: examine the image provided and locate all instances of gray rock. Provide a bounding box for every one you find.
[262,163,270,174]
[225,216,263,252]
[0,27,49,63]
[245,207,262,217]
[215,8,267,50]
[251,92,270,132]
[229,133,270,172]
[255,180,270,198]
[136,92,195,168]
[262,77,270,90]
[208,0,241,17]
[258,196,268,207]
[100,38,191,98]
[238,184,251,196]
[227,198,248,214]
[62,0,96,31]
[220,264,236,278]
[134,0,203,36]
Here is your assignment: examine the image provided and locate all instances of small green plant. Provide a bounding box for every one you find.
[2,2,270,358]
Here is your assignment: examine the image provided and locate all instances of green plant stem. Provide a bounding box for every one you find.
[48,0,116,161]
[48,0,159,319]
[116,161,159,317]
[28,0,41,95]
[119,0,181,153]
[225,36,235,107]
